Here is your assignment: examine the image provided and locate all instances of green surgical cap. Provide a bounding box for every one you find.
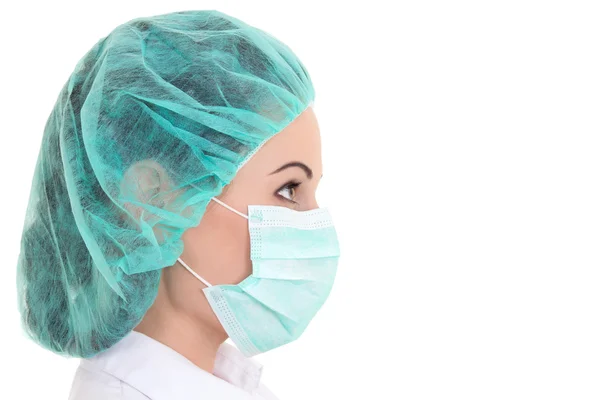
[16,9,315,358]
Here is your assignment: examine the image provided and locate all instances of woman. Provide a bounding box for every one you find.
[16,10,340,400]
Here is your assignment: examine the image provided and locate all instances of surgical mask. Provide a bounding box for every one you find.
[177,197,340,357]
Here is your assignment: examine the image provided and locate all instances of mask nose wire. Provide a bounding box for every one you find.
[177,257,213,288]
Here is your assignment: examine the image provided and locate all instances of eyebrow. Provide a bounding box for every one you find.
[269,161,313,179]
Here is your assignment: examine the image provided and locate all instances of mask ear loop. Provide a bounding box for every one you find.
[177,257,213,288]
[177,197,247,288]
[211,197,249,219]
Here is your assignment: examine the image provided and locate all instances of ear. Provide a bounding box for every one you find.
[120,159,173,222]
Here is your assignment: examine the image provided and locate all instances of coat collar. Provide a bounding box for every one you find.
[81,331,264,399]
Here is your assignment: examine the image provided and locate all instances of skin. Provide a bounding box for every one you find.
[134,105,323,373]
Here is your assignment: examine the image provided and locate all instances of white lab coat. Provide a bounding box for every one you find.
[68,330,279,400]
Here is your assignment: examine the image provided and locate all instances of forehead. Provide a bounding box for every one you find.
[246,107,322,173]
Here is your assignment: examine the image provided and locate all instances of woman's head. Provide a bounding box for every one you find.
[16,9,317,357]
[139,105,324,342]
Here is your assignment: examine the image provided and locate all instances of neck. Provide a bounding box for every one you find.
[134,303,226,373]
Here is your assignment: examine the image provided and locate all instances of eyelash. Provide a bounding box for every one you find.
[275,181,301,204]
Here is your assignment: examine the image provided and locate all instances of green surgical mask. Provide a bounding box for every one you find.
[177,197,340,357]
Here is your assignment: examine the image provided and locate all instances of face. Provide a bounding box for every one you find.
[161,106,323,335]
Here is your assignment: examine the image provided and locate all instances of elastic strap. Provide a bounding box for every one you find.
[211,197,249,219]
[177,257,212,287]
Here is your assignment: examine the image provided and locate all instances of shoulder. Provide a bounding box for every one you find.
[68,362,150,400]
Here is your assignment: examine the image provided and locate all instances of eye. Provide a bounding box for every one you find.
[276,181,301,203]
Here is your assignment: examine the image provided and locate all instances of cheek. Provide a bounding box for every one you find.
[216,221,252,284]
[179,212,252,285]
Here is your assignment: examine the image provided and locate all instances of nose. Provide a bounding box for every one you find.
[307,196,319,211]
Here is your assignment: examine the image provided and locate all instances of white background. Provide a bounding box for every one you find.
[2,1,600,399]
